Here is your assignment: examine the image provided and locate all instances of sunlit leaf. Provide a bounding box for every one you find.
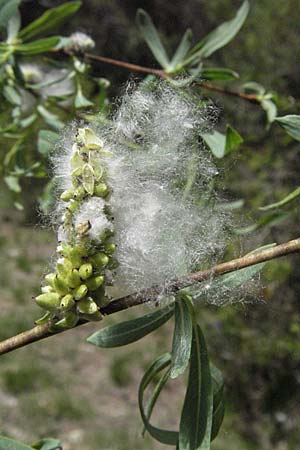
[7,10,21,42]
[37,105,64,131]
[4,175,21,192]
[225,125,243,154]
[87,305,174,348]
[18,1,81,41]
[136,9,170,69]
[275,115,300,142]
[138,353,178,445]
[201,125,243,158]
[170,294,193,379]
[261,98,277,124]
[32,438,62,450]
[243,81,265,95]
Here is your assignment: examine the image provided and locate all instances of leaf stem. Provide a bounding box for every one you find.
[0,237,299,356]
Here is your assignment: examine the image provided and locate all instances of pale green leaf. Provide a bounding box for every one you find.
[185,1,249,62]
[200,67,239,81]
[201,130,226,159]
[38,129,59,156]
[136,9,170,69]
[4,175,21,192]
[275,115,300,142]
[0,436,32,450]
[14,37,60,55]
[261,98,277,124]
[0,0,21,29]
[169,29,193,72]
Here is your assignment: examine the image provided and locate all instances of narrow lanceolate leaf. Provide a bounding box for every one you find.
[260,186,300,211]
[170,295,193,379]
[169,29,193,72]
[18,1,81,41]
[225,125,243,154]
[179,324,212,450]
[14,37,60,55]
[261,98,277,124]
[0,0,21,29]
[0,436,32,450]
[275,115,300,142]
[210,364,225,441]
[136,9,170,69]
[200,67,239,81]
[138,353,178,445]
[87,304,174,348]
[185,0,249,63]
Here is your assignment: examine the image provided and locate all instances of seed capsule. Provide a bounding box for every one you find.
[67,199,79,213]
[35,293,60,311]
[45,273,56,289]
[54,275,69,295]
[79,263,93,280]
[94,182,108,198]
[66,269,81,288]
[104,242,116,255]
[41,285,53,294]
[73,284,88,300]
[86,275,104,291]
[80,311,103,321]
[60,294,75,311]
[107,258,119,270]
[57,258,73,276]
[55,311,78,329]
[60,189,74,202]
[90,252,109,269]
[73,186,86,200]
[77,296,98,314]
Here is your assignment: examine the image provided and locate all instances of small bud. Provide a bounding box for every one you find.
[92,287,110,307]
[53,274,70,295]
[77,296,98,314]
[67,199,79,213]
[60,294,75,311]
[54,311,78,329]
[86,275,104,291]
[75,220,91,236]
[73,186,86,200]
[79,263,93,280]
[77,127,103,149]
[104,242,116,255]
[66,269,81,288]
[41,285,53,294]
[57,258,73,276]
[73,284,88,300]
[94,182,109,198]
[90,252,109,269]
[107,258,119,270]
[35,293,60,311]
[45,273,56,289]
[60,189,74,202]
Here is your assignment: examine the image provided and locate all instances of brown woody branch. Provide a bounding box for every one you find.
[61,50,259,103]
[0,237,299,356]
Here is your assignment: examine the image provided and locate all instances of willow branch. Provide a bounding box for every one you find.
[0,237,299,356]
[60,50,258,103]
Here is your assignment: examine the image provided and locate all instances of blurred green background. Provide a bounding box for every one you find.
[1,1,300,449]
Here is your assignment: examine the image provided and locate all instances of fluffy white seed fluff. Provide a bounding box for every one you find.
[51,82,233,300]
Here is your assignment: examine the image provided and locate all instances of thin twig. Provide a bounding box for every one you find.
[61,50,258,103]
[0,237,299,356]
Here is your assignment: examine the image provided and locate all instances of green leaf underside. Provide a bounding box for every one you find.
[38,130,59,156]
[18,1,81,41]
[0,436,32,450]
[0,0,21,29]
[136,9,170,69]
[275,115,300,142]
[170,296,193,379]
[169,29,193,71]
[185,0,249,63]
[260,186,300,211]
[87,304,174,347]
[179,324,212,449]
[139,353,178,445]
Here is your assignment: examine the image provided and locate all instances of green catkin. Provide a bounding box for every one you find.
[35,127,116,328]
